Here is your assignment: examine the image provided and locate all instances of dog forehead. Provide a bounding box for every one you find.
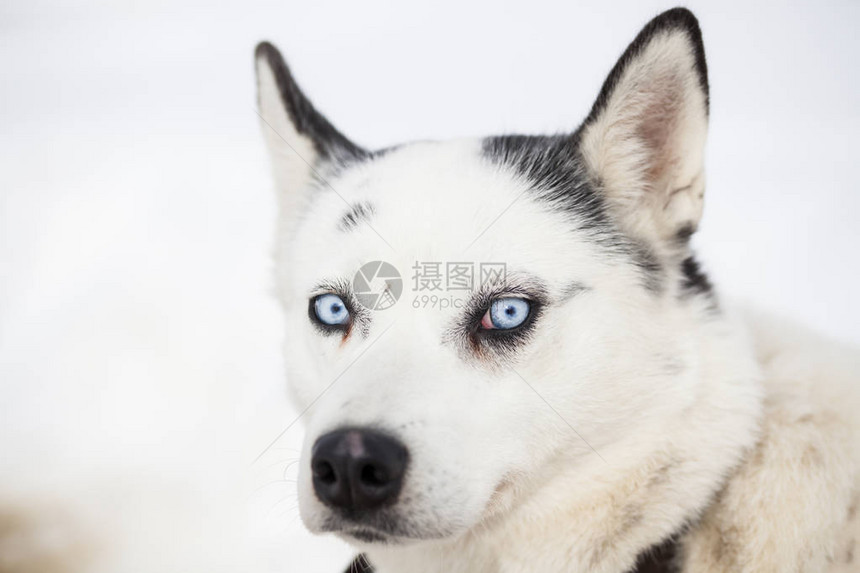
[326,140,572,242]
[346,139,524,227]
[286,138,602,292]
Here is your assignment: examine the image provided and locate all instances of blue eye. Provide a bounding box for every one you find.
[482,298,531,330]
[313,294,350,326]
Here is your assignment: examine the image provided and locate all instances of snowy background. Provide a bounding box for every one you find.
[1,0,857,571]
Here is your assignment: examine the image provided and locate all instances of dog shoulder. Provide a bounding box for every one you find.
[680,311,860,572]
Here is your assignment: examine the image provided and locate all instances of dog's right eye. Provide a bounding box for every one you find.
[312,294,350,326]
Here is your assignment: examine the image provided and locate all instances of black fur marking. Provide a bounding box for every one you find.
[674,223,697,246]
[482,134,610,234]
[631,243,664,293]
[338,202,375,232]
[481,135,664,292]
[255,42,368,162]
[679,255,713,299]
[629,534,679,573]
[343,554,374,573]
[584,7,709,128]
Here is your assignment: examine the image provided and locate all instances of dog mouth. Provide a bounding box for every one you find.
[328,521,406,545]
[341,527,392,544]
[321,515,403,545]
[320,511,449,545]
[314,479,514,545]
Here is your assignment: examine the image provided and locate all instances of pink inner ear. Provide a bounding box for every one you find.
[636,71,684,186]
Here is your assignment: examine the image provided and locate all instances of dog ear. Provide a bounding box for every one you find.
[578,8,709,250]
[254,43,366,219]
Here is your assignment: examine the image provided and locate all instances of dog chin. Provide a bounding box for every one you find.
[319,513,460,548]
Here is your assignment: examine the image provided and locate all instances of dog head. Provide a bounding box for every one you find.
[255,8,711,546]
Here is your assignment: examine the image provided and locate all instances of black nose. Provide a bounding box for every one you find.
[311,428,408,511]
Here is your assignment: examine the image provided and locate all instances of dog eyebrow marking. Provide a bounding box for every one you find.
[338,201,375,232]
[558,281,588,303]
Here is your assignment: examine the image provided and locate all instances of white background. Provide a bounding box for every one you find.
[1,1,857,571]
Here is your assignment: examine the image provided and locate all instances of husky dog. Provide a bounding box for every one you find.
[255,8,859,573]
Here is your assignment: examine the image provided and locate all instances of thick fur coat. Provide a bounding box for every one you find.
[254,8,860,573]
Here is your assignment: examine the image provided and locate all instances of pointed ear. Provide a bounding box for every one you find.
[254,42,366,219]
[578,8,709,250]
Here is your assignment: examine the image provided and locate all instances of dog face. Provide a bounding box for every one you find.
[256,9,711,546]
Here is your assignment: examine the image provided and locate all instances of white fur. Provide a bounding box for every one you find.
[255,16,860,573]
[3,11,857,573]
[271,138,768,571]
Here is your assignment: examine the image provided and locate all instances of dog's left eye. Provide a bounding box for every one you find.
[481,298,531,330]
